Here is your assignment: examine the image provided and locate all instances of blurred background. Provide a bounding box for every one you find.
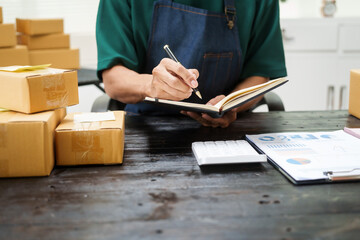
[0,0,359,113]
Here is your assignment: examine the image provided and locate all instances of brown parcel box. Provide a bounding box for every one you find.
[349,69,360,119]
[0,45,29,66]
[16,18,63,35]
[55,111,125,166]
[0,6,3,24]
[29,48,80,69]
[0,108,66,178]
[18,33,70,50]
[0,67,79,113]
[0,23,16,47]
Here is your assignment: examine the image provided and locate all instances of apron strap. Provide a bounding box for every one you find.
[224,0,236,29]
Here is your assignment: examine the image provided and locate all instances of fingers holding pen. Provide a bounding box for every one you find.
[150,58,200,100]
[188,68,200,86]
[162,58,199,88]
[150,59,192,100]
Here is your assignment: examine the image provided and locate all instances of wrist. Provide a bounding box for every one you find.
[140,74,153,100]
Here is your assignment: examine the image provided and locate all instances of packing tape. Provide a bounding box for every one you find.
[42,73,69,108]
[38,68,65,75]
[71,122,104,163]
[73,121,101,130]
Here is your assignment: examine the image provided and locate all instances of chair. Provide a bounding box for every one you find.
[91,94,126,112]
[249,92,285,111]
[91,91,285,112]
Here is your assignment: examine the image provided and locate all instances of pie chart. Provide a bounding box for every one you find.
[286,158,311,165]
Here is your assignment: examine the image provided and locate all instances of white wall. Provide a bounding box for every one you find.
[2,0,359,32]
[280,0,360,18]
[0,0,99,33]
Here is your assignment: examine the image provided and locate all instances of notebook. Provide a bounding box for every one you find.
[145,78,288,118]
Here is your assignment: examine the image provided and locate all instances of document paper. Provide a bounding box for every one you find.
[74,112,116,123]
[246,131,360,182]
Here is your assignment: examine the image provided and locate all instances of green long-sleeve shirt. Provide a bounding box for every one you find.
[96,0,287,80]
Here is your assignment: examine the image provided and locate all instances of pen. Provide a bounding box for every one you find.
[163,44,202,99]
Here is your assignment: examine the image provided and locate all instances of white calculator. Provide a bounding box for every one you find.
[192,140,267,166]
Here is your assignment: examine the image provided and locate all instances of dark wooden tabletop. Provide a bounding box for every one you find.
[1,111,360,240]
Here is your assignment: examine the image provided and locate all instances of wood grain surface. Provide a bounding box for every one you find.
[1,111,360,240]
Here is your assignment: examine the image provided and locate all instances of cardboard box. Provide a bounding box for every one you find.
[0,45,29,66]
[0,67,79,113]
[0,108,66,178]
[18,33,70,50]
[16,18,63,35]
[0,23,16,47]
[55,111,125,166]
[349,69,360,119]
[29,48,80,69]
[0,7,3,24]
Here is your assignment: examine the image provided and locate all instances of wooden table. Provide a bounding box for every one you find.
[1,111,360,239]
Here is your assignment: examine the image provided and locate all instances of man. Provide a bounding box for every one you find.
[96,0,287,127]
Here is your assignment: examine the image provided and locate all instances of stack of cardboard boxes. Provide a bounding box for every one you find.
[0,8,125,178]
[349,69,360,119]
[17,18,80,69]
[0,65,79,177]
[0,7,29,66]
[0,7,80,69]
[0,65,125,178]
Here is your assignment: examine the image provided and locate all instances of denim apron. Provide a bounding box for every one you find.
[125,0,243,115]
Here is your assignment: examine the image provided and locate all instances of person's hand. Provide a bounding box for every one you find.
[181,95,238,128]
[147,58,199,101]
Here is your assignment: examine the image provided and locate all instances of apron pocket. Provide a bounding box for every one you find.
[199,52,234,101]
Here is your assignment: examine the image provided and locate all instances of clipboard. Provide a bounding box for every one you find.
[246,130,360,185]
[325,169,360,181]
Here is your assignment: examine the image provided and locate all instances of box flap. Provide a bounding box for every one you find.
[0,45,27,52]
[0,64,51,72]
[351,69,360,75]
[56,111,125,131]
[0,111,16,123]
[0,110,55,123]
[0,66,74,79]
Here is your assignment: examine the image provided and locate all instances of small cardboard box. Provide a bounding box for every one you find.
[349,69,360,119]
[0,23,16,47]
[16,18,63,35]
[18,33,70,50]
[0,45,29,66]
[29,48,80,69]
[55,111,125,166]
[0,7,3,24]
[0,108,66,178]
[0,67,79,113]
